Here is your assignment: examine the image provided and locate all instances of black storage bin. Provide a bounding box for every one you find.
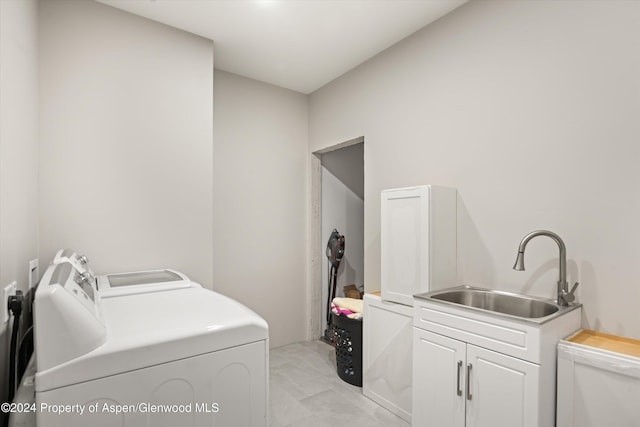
[331,311,362,387]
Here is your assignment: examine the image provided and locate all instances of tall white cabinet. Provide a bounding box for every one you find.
[363,185,456,422]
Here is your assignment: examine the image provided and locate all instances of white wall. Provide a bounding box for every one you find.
[213,70,308,348]
[310,1,640,339]
[0,0,39,414]
[38,0,214,286]
[321,142,364,199]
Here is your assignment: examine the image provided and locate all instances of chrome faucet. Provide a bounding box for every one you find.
[513,230,579,306]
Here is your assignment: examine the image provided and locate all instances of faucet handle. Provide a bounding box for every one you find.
[562,282,579,304]
[569,282,579,295]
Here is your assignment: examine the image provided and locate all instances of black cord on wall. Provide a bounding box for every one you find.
[3,290,25,427]
[7,291,24,405]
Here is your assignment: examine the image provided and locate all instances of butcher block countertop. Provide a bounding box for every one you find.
[568,329,640,358]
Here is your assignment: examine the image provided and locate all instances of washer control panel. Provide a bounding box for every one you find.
[34,261,106,372]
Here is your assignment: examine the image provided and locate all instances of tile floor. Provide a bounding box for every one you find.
[269,340,409,427]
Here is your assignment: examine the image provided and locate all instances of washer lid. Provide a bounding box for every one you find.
[96,269,197,298]
[105,270,183,287]
[35,287,268,392]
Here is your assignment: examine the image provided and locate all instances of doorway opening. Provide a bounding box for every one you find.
[309,137,364,339]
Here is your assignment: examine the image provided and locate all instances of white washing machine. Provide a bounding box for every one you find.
[12,252,269,427]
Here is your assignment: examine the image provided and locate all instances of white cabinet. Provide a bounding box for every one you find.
[381,186,456,306]
[363,294,413,422]
[413,328,539,427]
[413,298,582,427]
[557,330,640,427]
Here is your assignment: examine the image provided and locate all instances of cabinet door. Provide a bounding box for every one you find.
[363,295,414,422]
[413,328,466,427]
[466,344,539,427]
[381,186,430,306]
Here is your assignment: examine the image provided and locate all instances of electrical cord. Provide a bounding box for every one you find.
[6,290,24,425]
[17,326,33,378]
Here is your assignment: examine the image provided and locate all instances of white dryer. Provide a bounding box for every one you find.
[23,254,269,427]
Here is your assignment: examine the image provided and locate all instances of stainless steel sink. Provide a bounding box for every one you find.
[415,286,580,324]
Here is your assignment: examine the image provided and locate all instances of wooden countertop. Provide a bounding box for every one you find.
[568,330,640,358]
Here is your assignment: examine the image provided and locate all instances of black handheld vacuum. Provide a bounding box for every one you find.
[323,229,345,342]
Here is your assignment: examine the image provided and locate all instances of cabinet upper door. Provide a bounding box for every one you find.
[381,186,430,306]
[381,185,456,306]
[413,328,466,427]
[466,344,540,427]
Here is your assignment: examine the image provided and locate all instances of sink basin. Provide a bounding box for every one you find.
[416,286,579,324]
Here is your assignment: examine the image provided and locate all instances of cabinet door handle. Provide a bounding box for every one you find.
[466,363,473,400]
[456,360,463,396]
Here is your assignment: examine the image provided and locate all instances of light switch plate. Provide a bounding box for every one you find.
[3,282,17,323]
[29,259,39,289]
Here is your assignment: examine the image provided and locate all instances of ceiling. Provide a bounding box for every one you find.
[97,0,467,94]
